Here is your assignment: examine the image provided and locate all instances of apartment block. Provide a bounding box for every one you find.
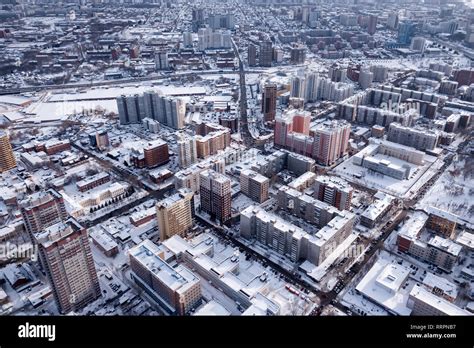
[156,190,194,241]
[129,239,201,315]
[34,218,101,314]
[240,169,269,203]
[199,170,232,223]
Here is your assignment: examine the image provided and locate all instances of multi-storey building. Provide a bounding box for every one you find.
[175,156,225,194]
[20,189,68,239]
[259,40,273,67]
[132,139,169,168]
[44,139,71,155]
[261,83,277,122]
[177,134,198,168]
[76,172,110,192]
[0,130,16,173]
[154,51,169,70]
[397,212,462,271]
[156,190,194,241]
[409,285,469,315]
[34,218,101,314]
[290,44,306,64]
[311,120,351,166]
[117,91,186,129]
[129,239,202,315]
[277,185,340,227]
[240,205,354,266]
[199,170,231,223]
[388,123,439,151]
[240,169,269,203]
[313,176,353,211]
[425,207,457,239]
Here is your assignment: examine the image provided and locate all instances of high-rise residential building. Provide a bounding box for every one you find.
[328,64,347,82]
[358,66,374,89]
[312,120,351,166]
[317,77,353,102]
[183,32,193,48]
[142,118,161,133]
[240,169,270,203]
[154,51,169,70]
[116,94,144,125]
[248,44,257,67]
[439,80,458,96]
[156,189,194,241]
[218,114,239,133]
[208,13,235,29]
[199,170,231,223]
[410,37,426,53]
[117,91,186,129]
[466,24,474,48]
[313,176,353,211]
[175,157,225,194]
[387,12,399,30]
[129,239,202,315]
[198,28,231,50]
[261,83,277,122]
[191,7,206,31]
[398,21,416,45]
[370,65,388,83]
[241,204,354,266]
[304,72,320,102]
[143,91,186,129]
[0,130,16,173]
[274,110,311,144]
[290,45,306,64]
[177,134,198,168]
[95,129,109,151]
[367,15,377,35]
[143,139,169,168]
[34,218,101,314]
[259,40,273,67]
[387,123,439,151]
[20,189,68,239]
[194,122,231,159]
[290,74,306,99]
[195,130,230,158]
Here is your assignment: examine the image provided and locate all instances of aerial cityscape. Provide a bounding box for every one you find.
[0,0,474,320]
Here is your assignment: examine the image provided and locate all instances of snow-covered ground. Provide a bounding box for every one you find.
[417,155,474,228]
[332,152,441,199]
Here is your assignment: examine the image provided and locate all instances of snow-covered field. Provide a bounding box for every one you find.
[417,155,474,228]
[331,144,442,199]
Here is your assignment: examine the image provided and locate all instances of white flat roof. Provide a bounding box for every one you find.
[355,259,412,315]
[422,272,458,299]
[410,285,470,315]
[194,300,231,316]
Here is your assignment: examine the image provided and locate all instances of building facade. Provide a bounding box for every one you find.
[35,218,101,314]
[156,190,194,241]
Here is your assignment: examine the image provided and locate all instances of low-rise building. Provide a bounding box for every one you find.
[90,229,119,257]
[360,192,394,228]
[409,284,470,316]
[77,173,110,192]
